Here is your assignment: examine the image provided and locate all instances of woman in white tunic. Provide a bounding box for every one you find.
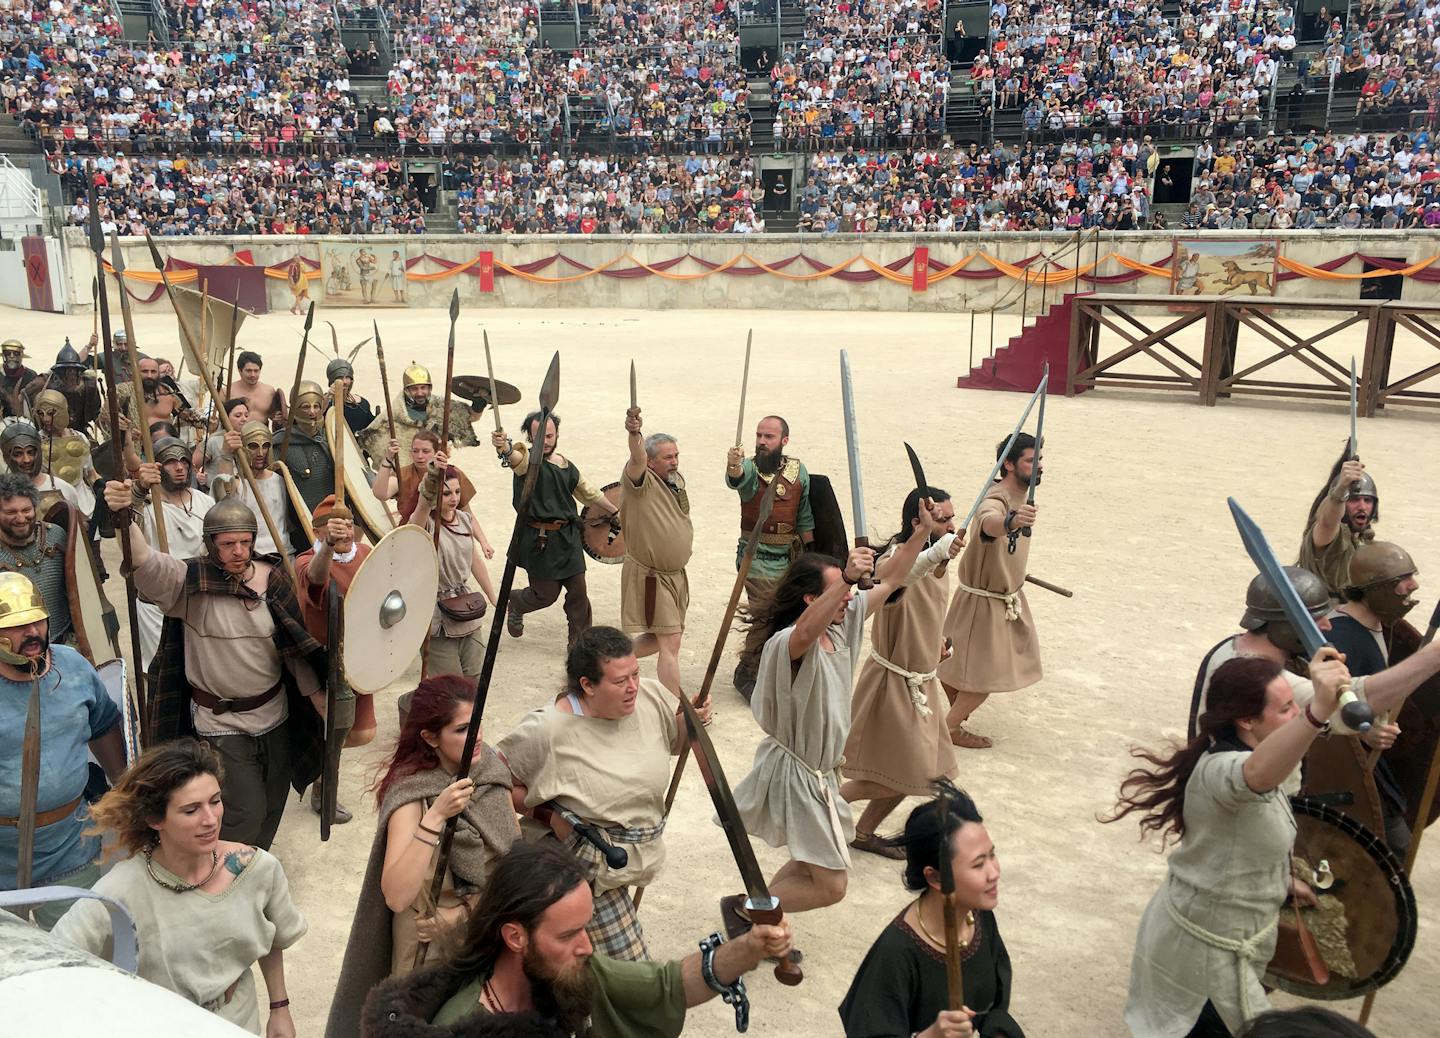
[727,501,939,923]
[1110,650,1349,1037]
[414,461,496,679]
[54,739,306,1037]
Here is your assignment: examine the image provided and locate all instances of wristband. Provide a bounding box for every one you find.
[699,931,750,1033]
[841,569,859,586]
[1304,703,1329,731]
[269,999,290,1010]
[417,820,442,836]
[413,831,439,847]
[1003,510,1018,533]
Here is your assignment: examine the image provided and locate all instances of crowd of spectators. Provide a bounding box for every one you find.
[59,151,429,234]
[772,0,950,147]
[443,150,765,231]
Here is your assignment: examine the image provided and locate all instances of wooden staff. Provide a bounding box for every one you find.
[93,187,150,725]
[142,234,296,586]
[277,303,314,464]
[108,233,168,553]
[374,319,396,443]
[432,290,460,559]
[331,380,346,510]
[15,674,41,890]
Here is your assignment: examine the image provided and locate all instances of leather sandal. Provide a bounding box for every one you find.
[506,603,524,638]
[850,830,905,860]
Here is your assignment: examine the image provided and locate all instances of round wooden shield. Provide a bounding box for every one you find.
[580,481,625,564]
[451,374,522,408]
[1264,796,1417,999]
[46,500,117,668]
[342,524,438,693]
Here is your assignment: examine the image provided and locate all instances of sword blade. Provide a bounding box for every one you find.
[735,330,752,448]
[904,442,929,497]
[1227,498,1327,659]
[629,359,638,411]
[483,331,503,433]
[960,373,1048,532]
[839,349,867,540]
[676,691,773,905]
[1349,356,1359,460]
[1026,363,1049,505]
[16,676,40,889]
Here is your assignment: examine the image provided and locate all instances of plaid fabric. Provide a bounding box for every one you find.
[587,885,649,962]
[146,553,327,793]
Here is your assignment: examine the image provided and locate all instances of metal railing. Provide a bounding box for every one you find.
[0,154,48,226]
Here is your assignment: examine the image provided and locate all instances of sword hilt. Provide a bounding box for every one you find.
[746,898,803,986]
[853,537,873,591]
[1336,681,1374,732]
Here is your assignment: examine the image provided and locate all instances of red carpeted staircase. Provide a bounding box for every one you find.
[956,292,1087,394]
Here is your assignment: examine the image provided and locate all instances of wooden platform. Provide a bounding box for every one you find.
[1068,295,1440,414]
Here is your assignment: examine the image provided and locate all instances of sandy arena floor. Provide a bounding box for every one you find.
[11,299,1437,1036]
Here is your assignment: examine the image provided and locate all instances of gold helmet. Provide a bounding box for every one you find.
[0,571,48,666]
[1,339,26,358]
[33,389,70,433]
[294,380,326,407]
[240,419,274,451]
[403,362,432,389]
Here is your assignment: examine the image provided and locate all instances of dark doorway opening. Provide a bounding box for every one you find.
[762,167,793,212]
[1154,157,1195,205]
[1361,260,1404,301]
[410,171,437,211]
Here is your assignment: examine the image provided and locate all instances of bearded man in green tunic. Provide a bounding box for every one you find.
[492,411,618,649]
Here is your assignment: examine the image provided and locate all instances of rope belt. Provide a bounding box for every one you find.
[772,740,850,867]
[868,650,936,717]
[1164,898,1278,1024]
[957,579,1022,621]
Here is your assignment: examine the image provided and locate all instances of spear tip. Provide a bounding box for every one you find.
[449,288,461,322]
[143,230,163,271]
[303,300,315,330]
[108,229,125,273]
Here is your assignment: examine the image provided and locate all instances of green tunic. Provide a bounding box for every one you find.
[1297,519,1369,597]
[726,458,814,580]
[512,450,584,582]
[432,954,686,1038]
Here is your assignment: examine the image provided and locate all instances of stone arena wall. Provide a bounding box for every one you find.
[60,229,1440,315]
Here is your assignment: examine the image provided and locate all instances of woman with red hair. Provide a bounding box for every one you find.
[325,675,518,1038]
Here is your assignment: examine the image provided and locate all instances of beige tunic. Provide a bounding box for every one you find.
[228,471,287,557]
[136,489,215,671]
[619,467,693,635]
[53,849,307,1034]
[1297,520,1368,597]
[132,551,319,736]
[843,537,959,795]
[733,593,867,870]
[498,678,678,892]
[1125,751,1295,1036]
[937,482,1041,693]
[426,510,484,640]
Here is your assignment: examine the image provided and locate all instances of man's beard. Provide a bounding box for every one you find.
[0,519,35,546]
[404,392,430,416]
[142,377,159,396]
[8,454,38,478]
[523,944,595,1035]
[754,446,782,475]
[160,469,190,493]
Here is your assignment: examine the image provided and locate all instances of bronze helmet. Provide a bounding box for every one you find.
[1345,541,1418,624]
[0,571,48,666]
[1239,566,1331,657]
[202,497,258,547]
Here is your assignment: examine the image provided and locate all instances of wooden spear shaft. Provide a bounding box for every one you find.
[109,233,168,553]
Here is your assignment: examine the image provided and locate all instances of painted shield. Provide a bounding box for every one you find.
[275,461,313,547]
[46,501,118,667]
[807,473,849,559]
[343,524,438,693]
[326,406,395,545]
[580,481,625,564]
[93,657,140,765]
[1264,796,1416,999]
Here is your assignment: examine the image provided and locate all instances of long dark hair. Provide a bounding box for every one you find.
[372,675,475,807]
[1238,1007,1376,1038]
[891,779,984,892]
[739,551,843,673]
[882,486,951,604]
[1103,656,1280,844]
[442,841,589,985]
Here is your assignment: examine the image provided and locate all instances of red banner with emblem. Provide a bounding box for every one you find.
[22,236,55,311]
[478,251,495,293]
[912,247,929,292]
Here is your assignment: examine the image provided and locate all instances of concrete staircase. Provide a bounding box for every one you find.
[0,117,41,159]
[956,291,1081,393]
[427,191,459,233]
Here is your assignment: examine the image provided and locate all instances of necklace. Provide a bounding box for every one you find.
[145,847,220,893]
[912,895,974,948]
[482,979,507,1014]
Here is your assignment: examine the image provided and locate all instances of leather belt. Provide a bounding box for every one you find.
[527,518,569,551]
[191,682,283,715]
[0,795,82,828]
